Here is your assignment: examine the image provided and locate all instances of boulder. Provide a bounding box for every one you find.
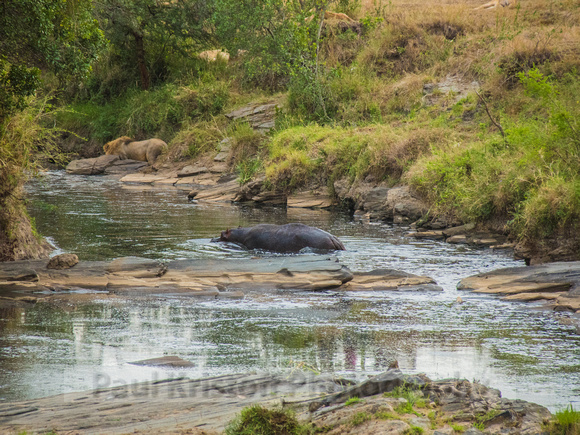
[46,254,79,270]
[225,102,279,132]
[385,186,428,223]
[65,155,119,175]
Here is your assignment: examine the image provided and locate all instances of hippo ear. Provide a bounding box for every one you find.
[226,229,232,236]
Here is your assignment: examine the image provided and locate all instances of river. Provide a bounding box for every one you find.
[1,171,578,411]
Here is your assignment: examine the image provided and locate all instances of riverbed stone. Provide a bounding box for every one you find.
[119,173,169,184]
[129,356,195,367]
[178,165,208,177]
[66,155,120,175]
[458,260,580,312]
[46,253,79,270]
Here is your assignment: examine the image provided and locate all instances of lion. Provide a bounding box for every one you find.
[198,49,230,62]
[306,10,356,23]
[103,136,167,165]
[474,0,517,10]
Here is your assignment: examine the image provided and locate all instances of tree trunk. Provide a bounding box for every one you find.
[133,31,150,91]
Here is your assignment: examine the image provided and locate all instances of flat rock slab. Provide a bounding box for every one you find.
[129,356,195,367]
[458,260,580,312]
[0,372,343,435]
[0,257,442,303]
[0,369,551,435]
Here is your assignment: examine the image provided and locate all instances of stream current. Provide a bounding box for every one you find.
[0,171,578,410]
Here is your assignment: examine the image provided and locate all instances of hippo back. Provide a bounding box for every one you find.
[228,223,345,253]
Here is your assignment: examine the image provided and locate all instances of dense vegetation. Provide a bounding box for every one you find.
[1,0,580,261]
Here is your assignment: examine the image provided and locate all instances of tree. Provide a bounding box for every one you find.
[0,0,105,261]
[94,0,214,91]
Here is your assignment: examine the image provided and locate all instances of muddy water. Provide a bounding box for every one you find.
[0,171,578,410]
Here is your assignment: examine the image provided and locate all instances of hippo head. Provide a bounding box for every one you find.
[210,229,232,243]
[220,229,232,241]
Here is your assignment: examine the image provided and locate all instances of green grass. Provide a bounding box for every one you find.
[550,405,580,435]
[404,426,425,435]
[225,404,315,435]
[345,396,364,406]
[450,423,465,433]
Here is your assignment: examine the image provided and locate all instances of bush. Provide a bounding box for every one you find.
[225,405,313,435]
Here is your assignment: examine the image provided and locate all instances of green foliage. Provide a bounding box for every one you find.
[0,60,40,123]
[0,0,105,80]
[56,76,231,151]
[450,423,465,433]
[551,405,580,435]
[409,68,580,242]
[93,0,213,92]
[237,158,263,185]
[345,396,363,406]
[225,404,314,435]
[213,0,317,90]
[404,427,425,435]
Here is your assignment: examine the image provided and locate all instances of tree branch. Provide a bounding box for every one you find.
[476,90,506,139]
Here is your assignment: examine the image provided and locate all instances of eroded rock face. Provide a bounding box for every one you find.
[46,253,79,270]
[225,102,279,132]
[332,180,429,223]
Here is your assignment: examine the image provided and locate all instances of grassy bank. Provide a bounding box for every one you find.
[53,0,580,258]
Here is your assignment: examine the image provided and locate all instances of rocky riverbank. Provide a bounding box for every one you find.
[0,367,553,434]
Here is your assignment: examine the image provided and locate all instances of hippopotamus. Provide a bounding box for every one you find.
[212,223,346,253]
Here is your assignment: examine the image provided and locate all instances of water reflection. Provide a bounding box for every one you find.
[0,171,576,411]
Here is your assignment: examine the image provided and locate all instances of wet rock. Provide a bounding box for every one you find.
[458,260,580,312]
[46,253,79,270]
[129,356,195,367]
[178,165,208,177]
[0,263,39,281]
[344,269,441,291]
[385,186,429,224]
[194,179,240,202]
[443,223,476,238]
[119,173,171,184]
[234,177,286,205]
[66,155,120,175]
[410,231,445,240]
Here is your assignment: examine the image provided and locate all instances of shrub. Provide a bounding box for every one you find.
[225,404,313,435]
[551,405,580,435]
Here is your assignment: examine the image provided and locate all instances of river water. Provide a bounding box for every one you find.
[1,171,578,410]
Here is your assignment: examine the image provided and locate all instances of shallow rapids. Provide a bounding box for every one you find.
[0,171,577,411]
